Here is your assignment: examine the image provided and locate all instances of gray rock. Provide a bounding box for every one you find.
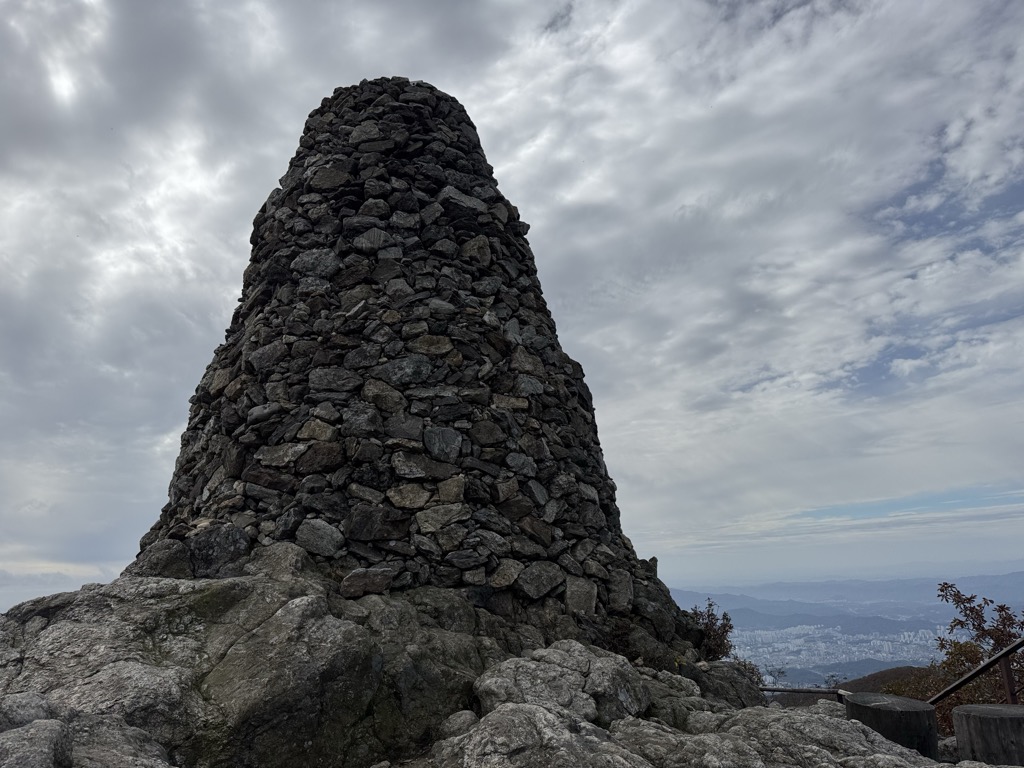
[472,276,502,296]
[340,402,384,436]
[297,419,338,441]
[309,164,352,190]
[387,484,432,509]
[468,528,511,558]
[346,504,411,541]
[641,669,710,730]
[0,692,61,732]
[423,427,463,463]
[432,704,650,767]
[124,538,193,579]
[515,562,565,599]
[0,719,72,768]
[363,379,407,413]
[255,443,309,467]
[415,504,472,534]
[369,356,433,388]
[437,709,478,739]
[295,519,345,557]
[510,347,544,376]
[607,569,634,613]
[68,714,173,767]
[563,576,597,615]
[437,186,488,212]
[443,550,488,570]
[437,639,944,768]
[686,660,767,709]
[353,227,395,254]
[475,655,596,722]
[937,735,958,763]
[249,340,288,373]
[436,476,465,503]
[469,420,506,446]
[1,564,947,768]
[339,567,396,598]
[582,653,651,727]
[460,235,492,265]
[0,545,510,767]
[291,249,341,278]
[309,367,362,392]
[186,524,252,578]
[350,121,382,143]
[474,641,651,730]
[489,559,525,588]
[427,298,457,317]
[384,412,424,440]
[294,442,345,474]
[392,452,458,480]
[246,402,282,424]
[405,335,454,355]
[505,453,537,476]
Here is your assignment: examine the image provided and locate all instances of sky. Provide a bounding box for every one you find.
[2,0,1024,612]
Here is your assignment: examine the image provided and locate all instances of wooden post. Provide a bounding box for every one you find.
[953,704,1024,765]
[844,692,939,759]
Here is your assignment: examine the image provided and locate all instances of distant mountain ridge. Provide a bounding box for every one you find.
[681,571,1024,609]
[725,608,936,634]
[670,570,1024,686]
[672,570,1024,625]
[670,589,946,632]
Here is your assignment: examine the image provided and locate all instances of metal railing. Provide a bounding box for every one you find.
[758,636,1023,708]
[760,686,847,703]
[927,635,1024,706]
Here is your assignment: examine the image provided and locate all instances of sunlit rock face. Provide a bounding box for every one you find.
[132,76,697,658]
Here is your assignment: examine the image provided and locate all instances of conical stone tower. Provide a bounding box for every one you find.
[134,76,700,662]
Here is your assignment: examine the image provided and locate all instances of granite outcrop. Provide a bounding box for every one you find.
[1,560,1006,766]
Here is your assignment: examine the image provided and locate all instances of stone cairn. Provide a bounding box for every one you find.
[134,76,700,660]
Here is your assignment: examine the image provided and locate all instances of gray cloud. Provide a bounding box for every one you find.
[2,0,1023,610]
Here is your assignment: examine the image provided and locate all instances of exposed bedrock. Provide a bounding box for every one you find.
[3,545,950,768]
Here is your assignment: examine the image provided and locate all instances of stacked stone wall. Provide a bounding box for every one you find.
[135,77,697,656]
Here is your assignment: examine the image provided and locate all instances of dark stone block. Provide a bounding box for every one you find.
[346,504,411,541]
[186,525,252,578]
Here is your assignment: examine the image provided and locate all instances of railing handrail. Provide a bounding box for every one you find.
[927,635,1024,706]
[760,686,847,702]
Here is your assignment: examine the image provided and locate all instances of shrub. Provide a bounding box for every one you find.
[884,582,1024,733]
[690,598,735,661]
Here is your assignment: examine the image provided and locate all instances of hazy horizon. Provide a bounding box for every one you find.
[6,558,1024,616]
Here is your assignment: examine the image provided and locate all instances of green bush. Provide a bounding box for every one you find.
[884,582,1024,733]
[690,598,735,661]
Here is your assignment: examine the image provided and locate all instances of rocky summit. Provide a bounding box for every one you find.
[0,78,1002,767]
[131,74,700,666]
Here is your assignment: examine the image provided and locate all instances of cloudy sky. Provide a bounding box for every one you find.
[2,0,1024,611]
